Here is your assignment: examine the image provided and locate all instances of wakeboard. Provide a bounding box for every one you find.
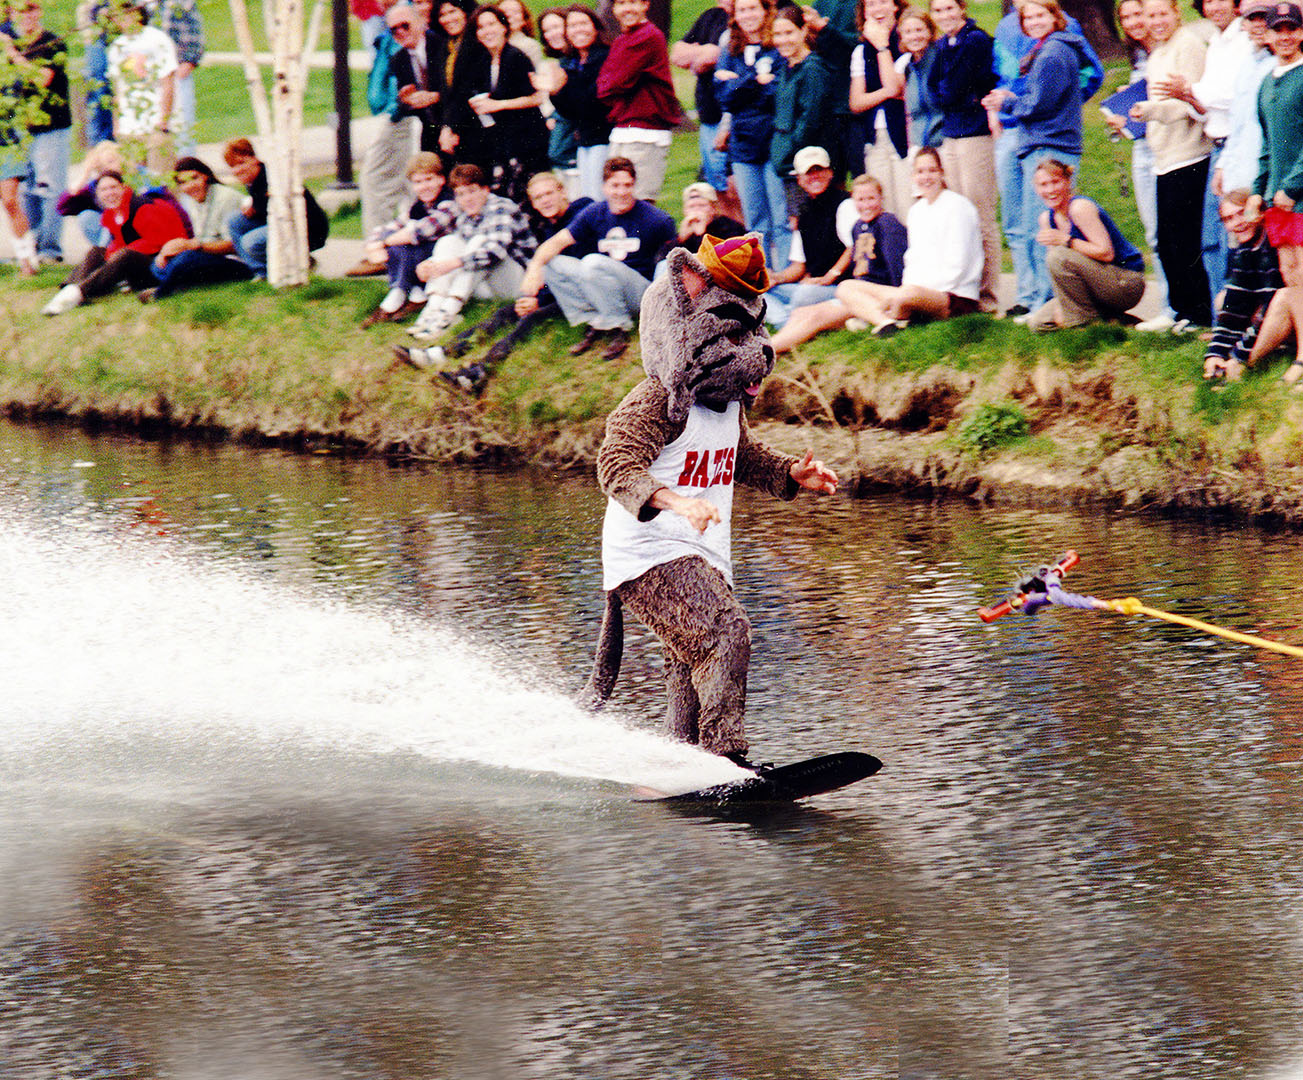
[634,751,882,805]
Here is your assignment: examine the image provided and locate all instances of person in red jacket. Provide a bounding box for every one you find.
[42,171,191,315]
[596,0,683,201]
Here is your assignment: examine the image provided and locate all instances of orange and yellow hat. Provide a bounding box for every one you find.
[697,234,770,299]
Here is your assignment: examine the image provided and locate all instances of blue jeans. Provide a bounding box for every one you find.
[228,211,268,278]
[83,39,114,147]
[22,127,70,260]
[1021,145,1080,310]
[732,159,791,271]
[996,126,1037,310]
[1202,142,1227,307]
[545,252,651,331]
[698,123,728,191]
[575,144,609,202]
[386,239,434,292]
[151,248,254,297]
[765,282,839,328]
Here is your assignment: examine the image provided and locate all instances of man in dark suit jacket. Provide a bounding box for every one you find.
[387,3,443,151]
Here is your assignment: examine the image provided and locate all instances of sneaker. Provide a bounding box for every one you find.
[1135,313,1176,333]
[1171,318,1197,336]
[42,283,82,316]
[569,326,606,356]
[393,344,443,370]
[138,288,158,305]
[1011,312,1034,326]
[871,320,901,338]
[1004,304,1030,319]
[844,317,869,332]
[439,362,488,394]
[601,328,632,361]
[409,311,454,341]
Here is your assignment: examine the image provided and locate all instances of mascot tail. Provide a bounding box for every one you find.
[579,592,624,709]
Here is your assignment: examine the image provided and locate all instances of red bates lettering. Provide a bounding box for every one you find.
[677,447,736,488]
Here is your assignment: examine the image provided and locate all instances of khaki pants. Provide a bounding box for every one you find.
[1032,246,1146,328]
[864,136,913,223]
[940,134,1000,313]
[607,138,670,203]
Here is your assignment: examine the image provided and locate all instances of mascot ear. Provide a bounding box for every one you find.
[666,248,712,315]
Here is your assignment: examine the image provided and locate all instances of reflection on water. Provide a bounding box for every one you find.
[3,420,1303,1079]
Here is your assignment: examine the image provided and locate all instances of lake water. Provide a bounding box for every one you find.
[3,419,1303,1080]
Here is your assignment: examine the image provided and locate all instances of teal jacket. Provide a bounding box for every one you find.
[367,32,402,120]
[770,52,835,178]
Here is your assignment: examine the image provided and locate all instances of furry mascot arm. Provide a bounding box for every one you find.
[596,379,686,522]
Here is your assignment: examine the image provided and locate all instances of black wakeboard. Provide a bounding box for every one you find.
[634,752,882,805]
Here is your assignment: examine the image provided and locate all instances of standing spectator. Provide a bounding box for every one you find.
[714,0,787,268]
[983,0,1095,316]
[1027,157,1146,330]
[442,5,548,203]
[41,171,189,313]
[850,0,909,218]
[1130,0,1213,328]
[1218,1,1274,194]
[803,0,859,176]
[500,0,543,66]
[516,155,675,359]
[396,163,538,343]
[359,151,452,326]
[671,0,732,201]
[544,4,611,198]
[389,0,444,152]
[1202,189,1282,377]
[352,0,389,58]
[764,145,849,325]
[596,0,683,202]
[928,0,999,312]
[536,8,578,172]
[769,5,836,199]
[105,0,177,174]
[835,146,981,332]
[770,172,906,349]
[152,0,203,154]
[350,0,422,274]
[79,0,115,147]
[431,169,595,389]
[223,137,329,279]
[6,0,71,266]
[141,155,250,300]
[989,0,1102,318]
[895,7,942,151]
[1151,0,1250,306]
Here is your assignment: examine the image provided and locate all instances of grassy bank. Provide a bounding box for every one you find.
[7,264,1303,525]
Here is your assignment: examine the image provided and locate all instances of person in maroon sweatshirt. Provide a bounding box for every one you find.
[42,171,191,315]
[596,0,683,201]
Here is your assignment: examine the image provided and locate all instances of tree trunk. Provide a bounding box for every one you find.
[1061,0,1124,61]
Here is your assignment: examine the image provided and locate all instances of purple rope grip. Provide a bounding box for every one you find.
[1045,584,1100,610]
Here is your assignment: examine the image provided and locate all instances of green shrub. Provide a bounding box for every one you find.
[955,400,1030,455]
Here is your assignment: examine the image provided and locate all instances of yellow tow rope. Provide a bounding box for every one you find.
[1102,597,1303,659]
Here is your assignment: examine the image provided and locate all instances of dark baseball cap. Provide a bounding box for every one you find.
[1268,1,1303,27]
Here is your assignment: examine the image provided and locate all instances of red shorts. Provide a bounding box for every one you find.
[1265,206,1303,248]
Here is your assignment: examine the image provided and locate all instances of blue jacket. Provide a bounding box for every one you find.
[927,19,996,141]
[714,44,785,166]
[993,12,1103,131]
[367,31,402,120]
[904,44,945,149]
[1001,31,1088,158]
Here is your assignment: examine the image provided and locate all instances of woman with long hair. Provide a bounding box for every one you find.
[714,0,789,267]
[982,0,1091,315]
[498,0,543,67]
[895,7,943,152]
[1128,0,1212,327]
[543,4,610,198]
[536,6,577,171]
[835,145,981,331]
[849,0,909,217]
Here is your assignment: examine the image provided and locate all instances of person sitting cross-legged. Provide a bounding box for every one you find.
[140,156,252,302]
[359,151,453,328]
[514,155,676,362]
[1203,190,1284,380]
[436,169,594,393]
[393,163,537,367]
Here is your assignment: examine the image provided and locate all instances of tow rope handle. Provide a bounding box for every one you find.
[978,550,1080,623]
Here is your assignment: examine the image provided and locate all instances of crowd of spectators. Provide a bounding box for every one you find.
[8,0,1303,392]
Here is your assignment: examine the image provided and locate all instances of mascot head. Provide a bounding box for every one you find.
[639,234,776,424]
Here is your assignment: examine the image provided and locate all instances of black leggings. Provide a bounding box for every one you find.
[1155,158,1212,327]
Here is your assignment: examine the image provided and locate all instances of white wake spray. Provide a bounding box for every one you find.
[0,503,743,795]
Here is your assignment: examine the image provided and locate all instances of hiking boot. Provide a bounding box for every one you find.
[601,328,631,361]
[569,326,606,356]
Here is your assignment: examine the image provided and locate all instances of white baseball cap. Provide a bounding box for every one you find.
[792,146,832,175]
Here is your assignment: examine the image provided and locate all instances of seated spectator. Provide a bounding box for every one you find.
[141,156,251,301]
[433,168,595,388]
[398,163,537,347]
[770,172,906,350]
[656,181,745,265]
[1027,157,1146,331]
[360,152,453,327]
[514,155,675,360]
[56,140,123,247]
[222,137,329,279]
[834,146,981,333]
[42,171,189,314]
[764,145,849,327]
[1205,190,1284,378]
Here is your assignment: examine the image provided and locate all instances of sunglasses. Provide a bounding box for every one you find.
[390,20,415,29]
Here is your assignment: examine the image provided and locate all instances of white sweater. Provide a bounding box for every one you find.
[902,188,983,301]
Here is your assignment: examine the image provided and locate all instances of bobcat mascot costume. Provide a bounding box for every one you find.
[583,234,838,769]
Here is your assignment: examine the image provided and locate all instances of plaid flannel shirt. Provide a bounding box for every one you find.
[154,0,205,66]
[411,194,537,272]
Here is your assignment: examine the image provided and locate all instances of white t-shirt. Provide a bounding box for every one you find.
[107,25,180,136]
[602,401,741,590]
